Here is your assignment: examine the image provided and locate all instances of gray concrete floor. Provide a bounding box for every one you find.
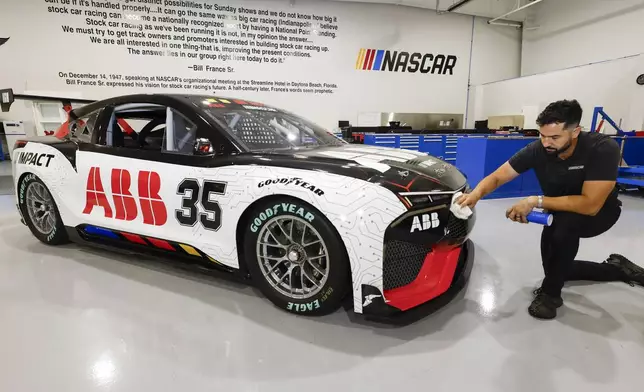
[1,193,643,392]
[0,160,12,195]
[0,160,10,175]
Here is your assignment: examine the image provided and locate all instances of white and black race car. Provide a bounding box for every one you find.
[8,93,475,318]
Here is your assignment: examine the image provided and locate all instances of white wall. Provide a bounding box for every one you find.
[467,0,644,131]
[465,16,522,126]
[473,54,644,132]
[522,0,644,76]
[0,0,520,133]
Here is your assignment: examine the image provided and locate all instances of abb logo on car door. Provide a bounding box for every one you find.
[83,167,167,226]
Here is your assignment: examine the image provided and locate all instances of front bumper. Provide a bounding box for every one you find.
[360,238,474,323]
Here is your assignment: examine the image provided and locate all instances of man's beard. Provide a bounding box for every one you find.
[544,139,572,156]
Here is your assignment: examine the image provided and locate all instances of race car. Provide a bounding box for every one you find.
[9,93,475,317]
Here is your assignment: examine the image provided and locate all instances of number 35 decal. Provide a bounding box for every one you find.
[175,178,227,231]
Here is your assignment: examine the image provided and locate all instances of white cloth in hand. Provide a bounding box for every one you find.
[450,191,473,220]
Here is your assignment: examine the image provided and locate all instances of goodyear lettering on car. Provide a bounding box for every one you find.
[258,177,324,196]
[250,202,315,233]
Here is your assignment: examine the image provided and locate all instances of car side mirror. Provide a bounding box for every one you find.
[194,138,213,155]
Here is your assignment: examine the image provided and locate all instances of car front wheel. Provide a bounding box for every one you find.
[243,197,350,315]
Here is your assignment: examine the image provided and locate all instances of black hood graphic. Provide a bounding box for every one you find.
[0,37,9,47]
[257,144,468,193]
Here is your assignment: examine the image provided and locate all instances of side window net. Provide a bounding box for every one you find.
[224,112,291,149]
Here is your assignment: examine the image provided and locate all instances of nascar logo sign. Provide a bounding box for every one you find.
[355,48,457,75]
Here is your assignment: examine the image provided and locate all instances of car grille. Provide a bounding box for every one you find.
[445,213,469,240]
[383,240,432,290]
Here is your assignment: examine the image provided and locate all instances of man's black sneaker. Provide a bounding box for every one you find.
[528,293,563,320]
[532,287,564,307]
[606,254,644,287]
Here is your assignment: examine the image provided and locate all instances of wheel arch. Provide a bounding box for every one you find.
[15,170,61,206]
[16,171,32,188]
[234,193,351,278]
[15,171,40,202]
[14,171,70,245]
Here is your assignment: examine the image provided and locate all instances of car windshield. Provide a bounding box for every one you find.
[201,103,345,151]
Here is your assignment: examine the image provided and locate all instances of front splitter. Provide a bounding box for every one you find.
[358,238,475,326]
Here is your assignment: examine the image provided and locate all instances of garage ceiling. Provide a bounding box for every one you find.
[326,0,540,21]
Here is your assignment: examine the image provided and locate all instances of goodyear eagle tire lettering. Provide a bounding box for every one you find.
[250,202,315,233]
[18,174,69,245]
[243,197,349,316]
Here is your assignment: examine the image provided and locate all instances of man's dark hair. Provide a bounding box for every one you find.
[536,99,582,129]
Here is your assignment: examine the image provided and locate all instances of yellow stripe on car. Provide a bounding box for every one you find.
[180,244,201,257]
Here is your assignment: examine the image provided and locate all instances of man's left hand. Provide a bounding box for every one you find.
[506,196,538,223]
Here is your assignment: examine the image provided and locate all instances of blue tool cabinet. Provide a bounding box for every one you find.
[455,136,541,199]
[361,133,644,199]
[363,134,457,163]
[363,133,541,198]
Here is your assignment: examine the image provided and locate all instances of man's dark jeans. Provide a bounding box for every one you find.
[540,205,623,298]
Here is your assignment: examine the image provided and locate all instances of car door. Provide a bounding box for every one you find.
[73,96,238,266]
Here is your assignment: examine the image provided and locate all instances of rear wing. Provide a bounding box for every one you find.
[0,88,94,113]
[1,88,97,138]
[0,88,137,138]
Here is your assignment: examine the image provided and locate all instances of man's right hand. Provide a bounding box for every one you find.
[457,191,481,208]
[454,161,520,209]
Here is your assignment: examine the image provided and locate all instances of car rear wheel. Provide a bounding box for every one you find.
[18,174,69,245]
[243,197,350,315]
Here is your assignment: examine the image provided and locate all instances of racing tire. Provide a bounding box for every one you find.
[243,197,350,316]
[18,173,69,245]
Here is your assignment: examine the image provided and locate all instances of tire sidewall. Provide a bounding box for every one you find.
[243,197,350,315]
[18,173,68,245]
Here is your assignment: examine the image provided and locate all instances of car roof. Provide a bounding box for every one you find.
[71,93,281,118]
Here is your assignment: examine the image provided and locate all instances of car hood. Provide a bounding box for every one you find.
[258,144,467,193]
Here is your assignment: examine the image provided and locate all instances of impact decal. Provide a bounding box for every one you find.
[355,48,458,75]
[83,167,167,226]
[410,212,440,232]
[18,152,55,168]
[250,203,315,233]
[175,178,227,231]
[258,177,324,196]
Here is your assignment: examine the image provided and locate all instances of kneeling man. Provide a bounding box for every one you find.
[458,99,644,319]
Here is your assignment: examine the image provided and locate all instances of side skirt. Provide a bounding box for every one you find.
[64,225,250,281]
